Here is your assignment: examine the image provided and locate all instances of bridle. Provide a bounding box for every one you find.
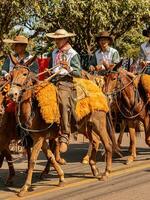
[105,70,148,119]
[10,66,56,133]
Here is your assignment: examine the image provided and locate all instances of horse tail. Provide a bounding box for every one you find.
[106,112,123,157]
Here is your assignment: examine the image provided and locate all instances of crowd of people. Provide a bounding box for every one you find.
[1,26,150,152]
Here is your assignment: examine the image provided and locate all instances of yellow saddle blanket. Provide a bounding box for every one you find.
[35,82,60,124]
[35,79,109,123]
[74,78,109,121]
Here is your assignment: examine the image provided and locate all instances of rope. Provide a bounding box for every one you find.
[105,64,148,97]
[114,90,148,120]
[17,101,54,133]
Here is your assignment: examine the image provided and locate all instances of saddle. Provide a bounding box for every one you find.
[34,78,109,123]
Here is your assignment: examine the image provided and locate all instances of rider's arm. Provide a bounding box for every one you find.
[88,53,97,71]
[112,50,120,64]
[29,60,39,74]
[70,54,82,77]
[139,45,146,61]
[89,53,97,67]
[1,57,10,76]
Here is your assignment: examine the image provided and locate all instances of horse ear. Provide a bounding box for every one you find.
[113,59,123,71]
[24,55,37,67]
[9,54,19,66]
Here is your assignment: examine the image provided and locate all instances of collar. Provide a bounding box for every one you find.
[98,46,110,53]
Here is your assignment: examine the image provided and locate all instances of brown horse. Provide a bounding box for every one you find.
[103,67,150,164]
[7,65,118,197]
[0,89,17,185]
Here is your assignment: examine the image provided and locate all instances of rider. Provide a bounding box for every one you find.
[89,31,120,72]
[2,35,38,77]
[139,26,150,74]
[46,29,81,153]
[2,35,38,148]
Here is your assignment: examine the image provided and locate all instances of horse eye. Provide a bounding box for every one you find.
[23,73,27,76]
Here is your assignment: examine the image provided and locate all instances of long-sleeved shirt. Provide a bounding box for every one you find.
[139,41,150,62]
[2,52,38,76]
[89,47,120,69]
[48,48,81,77]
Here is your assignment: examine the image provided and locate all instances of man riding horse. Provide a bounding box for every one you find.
[89,31,120,72]
[46,29,81,153]
[139,26,150,73]
[2,35,38,77]
[2,35,38,148]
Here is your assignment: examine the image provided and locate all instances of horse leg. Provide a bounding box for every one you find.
[24,146,31,173]
[88,131,100,178]
[55,140,66,165]
[41,140,65,187]
[143,115,150,147]
[40,140,53,179]
[92,111,112,180]
[82,142,92,164]
[40,139,66,179]
[126,120,136,165]
[3,149,15,186]
[117,119,126,148]
[40,159,51,179]
[18,135,44,197]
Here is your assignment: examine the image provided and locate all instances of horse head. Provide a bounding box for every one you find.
[8,54,36,102]
[103,60,124,94]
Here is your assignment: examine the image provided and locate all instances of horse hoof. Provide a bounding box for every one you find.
[98,174,108,181]
[17,190,26,197]
[18,185,29,197]
[126,157,134,165]
[58,181,65,187]
[82,159,89,165]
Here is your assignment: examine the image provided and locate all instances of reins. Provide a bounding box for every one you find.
[17,100,55,133]
[106,68,148,119]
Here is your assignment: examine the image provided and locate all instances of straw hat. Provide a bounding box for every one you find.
[3,35,28,44]
[46,29,76,39]
[142,27,150,37]
[96,31,113,43]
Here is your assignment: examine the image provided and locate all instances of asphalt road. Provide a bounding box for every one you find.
[0,133,150,200]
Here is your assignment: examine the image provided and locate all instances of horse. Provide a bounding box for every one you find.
[103,66,150,164]
[0,87,17,185]
[7,64,119,197]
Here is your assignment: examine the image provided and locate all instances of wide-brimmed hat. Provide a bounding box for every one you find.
[96,31,113,43]
[3,35,28,44]
[142,27,150,37]
[46,29,76,39]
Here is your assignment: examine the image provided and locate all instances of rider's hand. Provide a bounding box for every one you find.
[95,65,103,71]
[89,65,95,72]
[4,74,11,81]
[45,68,52,75]
[60,60,69,71]
[102,59,109,69]
[140,60,147,68]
